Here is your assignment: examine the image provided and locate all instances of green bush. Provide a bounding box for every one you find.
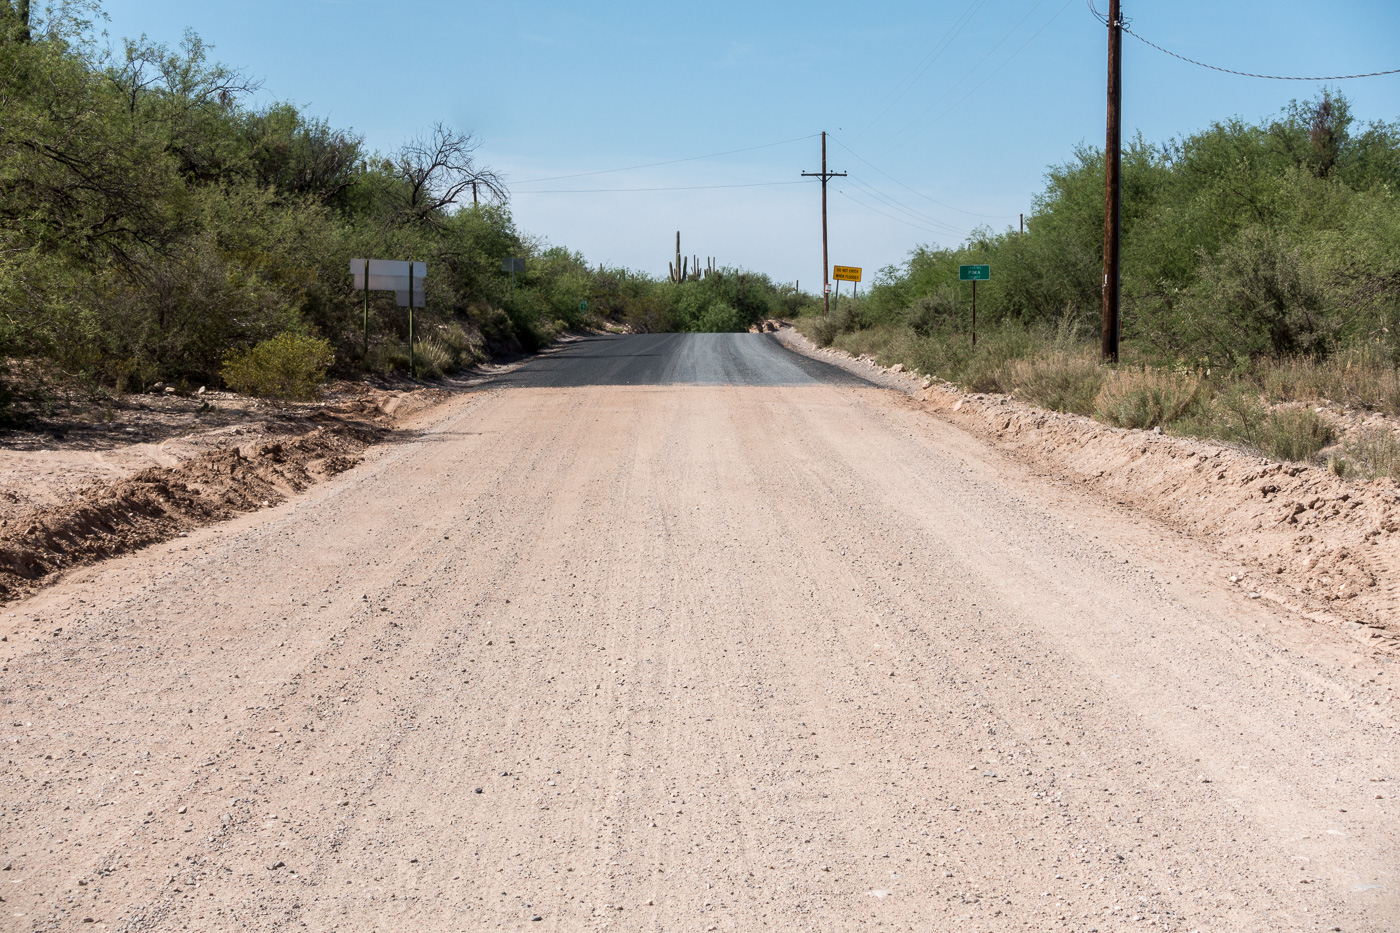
[221,333,334,400]
[1261,343,1400,413]
[1002,350,1105,415]
[903,287,958,337]
[1168,388,1334,461]
[438,322,485,366]
[1094,369,1203,429]
[1169,384,1269,447]
[807,314,841,348]
[412,337,455,379]
[1261,408,1336,462]
[1341,427,1400,479]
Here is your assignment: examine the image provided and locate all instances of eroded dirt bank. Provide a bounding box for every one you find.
[778,327,1400,649]
[1,336,1396,932]
[0,384,457,603]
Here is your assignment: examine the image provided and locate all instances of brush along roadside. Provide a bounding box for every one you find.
[776,324,1400,648]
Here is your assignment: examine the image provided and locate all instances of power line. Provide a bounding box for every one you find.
[877,0,1053,152]
[843,174,970,237]
[511,134,818,185]
[1121,24,1400,81]
[511,180,808,194]
[850,0,991,141]
[835,187,970,240]
[830,135,1013,220]
[884,0,1077,153]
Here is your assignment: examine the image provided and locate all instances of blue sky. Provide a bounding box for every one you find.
[97,1,1400,288]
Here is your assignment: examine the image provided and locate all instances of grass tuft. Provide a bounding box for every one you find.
[1094,369,1204,429]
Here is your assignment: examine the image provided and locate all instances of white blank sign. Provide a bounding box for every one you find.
[351,259,426,307]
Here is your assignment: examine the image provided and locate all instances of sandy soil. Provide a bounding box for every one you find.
[0,373,493,603]
[1,337,1397,932]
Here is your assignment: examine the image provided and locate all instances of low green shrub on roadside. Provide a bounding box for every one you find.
[1170,387,1335,462]
[439,322,485,366]
[806,314,841,348]
[1261,408,1337,462]
[412,337,455,379]
[902,287,959,338]
[1339,427,1400,479]
[1094,369,1203,429]
[1261,343,1400,413]
[221,333,334,401]
[1002,349,1104,415]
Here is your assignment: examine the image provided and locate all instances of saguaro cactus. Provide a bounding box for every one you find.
[668,233,719,282]
[669,232,683,283]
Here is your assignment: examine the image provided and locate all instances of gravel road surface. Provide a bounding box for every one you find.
[3,333,1396,932]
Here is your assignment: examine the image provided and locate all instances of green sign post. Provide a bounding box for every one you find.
[958,265,990,346]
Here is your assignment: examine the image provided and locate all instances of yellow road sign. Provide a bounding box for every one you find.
[833,265,862,282]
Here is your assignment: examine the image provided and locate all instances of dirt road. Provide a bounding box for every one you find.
[3,333,1397,932]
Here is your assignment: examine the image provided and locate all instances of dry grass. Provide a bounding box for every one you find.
[1261,343,1400,414]
[1094,369,1204,429]
[1336,427,1400,480]
[1001,349,1104,416]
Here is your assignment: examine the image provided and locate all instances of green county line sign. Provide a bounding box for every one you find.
[958,265,990,347]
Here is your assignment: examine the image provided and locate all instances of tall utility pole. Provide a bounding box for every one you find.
[1101,0,1123,362]
[801,131,847,317]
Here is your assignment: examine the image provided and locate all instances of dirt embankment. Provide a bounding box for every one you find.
[778,326,1400,648]
[0,385,446,603]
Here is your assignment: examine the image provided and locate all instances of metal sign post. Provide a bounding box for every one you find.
[958,265,990,347]
[834,266,861,310]
[502,257,525,292]
[351,258,426,373]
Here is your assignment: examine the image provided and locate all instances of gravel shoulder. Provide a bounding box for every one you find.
[1,335,1396,932]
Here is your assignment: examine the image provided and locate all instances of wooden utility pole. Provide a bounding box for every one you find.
[802,131,847,317]
[1101,0,1123,362]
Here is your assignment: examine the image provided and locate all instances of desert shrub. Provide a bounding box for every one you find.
[902,286,959,337]
[438,322,485,365]
[1002,350,1105,415]
[808,314,841,348]
[221,332,334,400]
[1261,342,1400,410]
[1262,407,1337,462]
[1169,384,1269,447]
[961,326,1038,393]
[1094,369,1203,428]
[1168,387,1335,461]
[622,297,672,334]
[830,297,873,334]
[373,343,411,374]
[1169,226,1333,364]
[412,337,455,379]
[1341,427,1400,479]
[694,300,748,333]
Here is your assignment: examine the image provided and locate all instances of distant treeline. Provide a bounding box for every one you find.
[0,2,810,402]
[836,90,1400,370]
